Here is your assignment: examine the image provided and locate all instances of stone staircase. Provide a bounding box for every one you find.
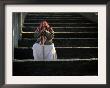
[13,13,98,76]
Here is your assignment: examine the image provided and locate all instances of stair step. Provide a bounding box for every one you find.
[24,19,92,23]
[18,38,98,47]
[25,17,85,21]
[13,60,98,76]
[23,23,97,27]
[21,32,98,38]
[13,58,98,62]
[26,13,82,17]
[25,16,84,19]
[14,47,98,59]
[27,14,81,16]
[22,27,98,32]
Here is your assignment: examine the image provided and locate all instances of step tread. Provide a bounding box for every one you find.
[24,18,91,20]
[23,22,96,24]
[14,46,98,49]
[22,26,97,28]
[22,27,98,32]
[23,24,97,27]
[26,16,83,18]
[13,58,98,62]
[22,32,98,38]
[13,59,98,76]
[21,38,98,39]
[18,38,98,47]
[22,32,98,33]
[24,20,93,23]
[14,48,98,59]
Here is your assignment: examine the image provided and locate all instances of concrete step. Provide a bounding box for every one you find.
[24,19,92,23]
[13,58,98,61]
[14,47,98,59]
[21,32,98,38]
[23,23,97,27]
[13,60,98,76]
[25,18,86,20]
[26,13,83,17]
[18,38,98,47]
[22,26,98,32]
[25,16,84,19]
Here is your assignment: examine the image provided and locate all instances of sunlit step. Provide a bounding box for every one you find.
[19,46,98,49]
[13,58,98,62]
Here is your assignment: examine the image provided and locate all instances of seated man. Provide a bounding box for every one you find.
[32,21,57,61]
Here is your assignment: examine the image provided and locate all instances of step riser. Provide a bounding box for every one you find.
[13,61,98,76]
[22,27,98,32]
[22,33,98,38]
[26,13,82,17]
[25,17,84,19]
[14,48,98,59]
[24,20,92,23]
[18,39,98,47]
[23,23,97,27]
[25,16,85,20]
